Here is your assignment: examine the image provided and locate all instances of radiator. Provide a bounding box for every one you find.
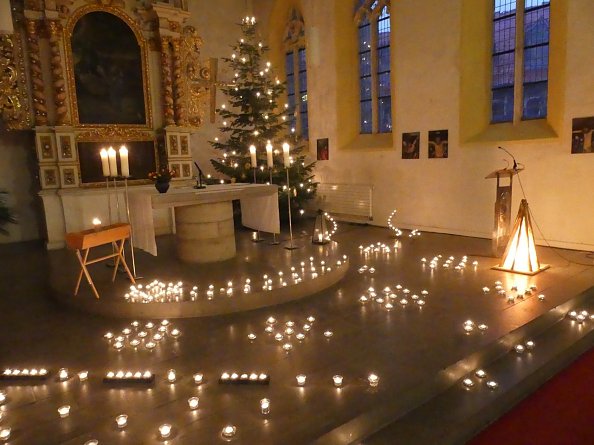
[316,183,373,221]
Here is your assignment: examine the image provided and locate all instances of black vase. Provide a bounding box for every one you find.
[155,181,170,194]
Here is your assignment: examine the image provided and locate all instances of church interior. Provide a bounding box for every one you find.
[0,0,593,444]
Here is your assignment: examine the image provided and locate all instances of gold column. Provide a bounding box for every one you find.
[171,37,187,126]
[25,18,47,126]
[160,36,175,126]
[47,19,69,125]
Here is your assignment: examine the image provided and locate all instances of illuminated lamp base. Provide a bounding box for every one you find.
[492,263,550,276]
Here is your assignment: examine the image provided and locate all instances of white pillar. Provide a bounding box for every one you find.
[0,0,13,34]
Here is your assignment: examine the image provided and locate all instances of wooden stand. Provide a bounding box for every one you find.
[65,223,135,299]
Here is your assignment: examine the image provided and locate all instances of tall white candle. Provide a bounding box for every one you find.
[266,141,273,168]
[282,142,290,168]
[119,145,130,177]
[100,148,110,177]
[249,145,257,168]
[107,147,118,177]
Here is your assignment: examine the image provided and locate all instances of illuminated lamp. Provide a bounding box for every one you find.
[492,200,549,275]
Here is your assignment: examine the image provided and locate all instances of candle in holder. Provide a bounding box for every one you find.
[367,373,379,387]
[282,142,290,167]
[167,369,176,383]
[107,147,118,177]
[115,414,128,429]
[188,397,199,410]
[92,218,101,230]
[0,428,11,441]
[58,405,71,418]
[296,374,306,386]
[333,375,343,387]
[159,424,172,439]
[193,373,204,384]
[249,145,257,168]
[260,398,270,415]
[119,145,130,177]
[266,141,273,168]
[100,148,110,177]
[221,425,236,439]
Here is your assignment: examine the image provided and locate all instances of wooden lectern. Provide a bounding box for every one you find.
[485,167,524,257]
[65,223,135,299]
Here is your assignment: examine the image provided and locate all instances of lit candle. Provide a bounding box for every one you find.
[0,428,11,441]
[167,369,176,383]
[221,425,237,438]
[100,148,110,177]
[58,368,69,381]
[296,374,306,386]
[367,373,379,387]
[249,145,257,168]
[116,414,128,428]
[107,147,118,177]
[119,145,129,177]
[333,375,343,387]
[159,424,172,439]
[58,405,71,418]
[188,397,199,410]
[78,370,89,381]
[260,398,270,415]
[266,141,273,168]
[282,142,290,168]
[0,391,5,404]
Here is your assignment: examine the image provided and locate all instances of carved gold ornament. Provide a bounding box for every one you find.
[0,34,32,130]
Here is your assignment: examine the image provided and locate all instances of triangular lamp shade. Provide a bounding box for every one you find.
[493,199,549,275]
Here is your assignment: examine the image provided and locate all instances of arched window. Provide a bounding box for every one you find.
[491,0,550,123]
[355,0,392,134]
[284,9,308,140]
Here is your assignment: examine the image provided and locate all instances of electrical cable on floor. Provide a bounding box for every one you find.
[516,171,594,267]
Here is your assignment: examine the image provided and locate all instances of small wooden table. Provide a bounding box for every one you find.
[65,223,136,299]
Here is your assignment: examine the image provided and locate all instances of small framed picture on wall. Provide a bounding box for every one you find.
[571,117,594,154]
[402,132,420,159]
[317,138,329,161]
[428,130,448,159]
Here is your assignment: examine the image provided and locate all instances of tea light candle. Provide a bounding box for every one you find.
[514,344,525,354]
[159,423,172,438]
[221,425,237,439]
[167,369,177,383]
[296,374,306,386]
[92,218,101,229]
[462,378,474,388]
[486,380,498,390]
[367,373,379,387]
[475,369,487,379]
[525,340,535,350]
[248,333,257,341]
[78,370,89,381]
[282,343,293,352]
[119,145,129,177]
[333,375,343,387]
[100,148,110,177]
[116,414,128,428]
[323,330,333,338]
[58,368,69,381]
[188,397,199,410]
[193,373,204,384]
[58,405,71,418]
[0,428,11,441]
[260,398,270,415]
[266,316,277,325]
[84,440,98,445]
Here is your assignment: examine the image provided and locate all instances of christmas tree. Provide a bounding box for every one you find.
[210,16,316,221]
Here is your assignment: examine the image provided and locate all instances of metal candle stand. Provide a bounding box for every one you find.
[123,176,140,279]
[284,167,299,250]
[268,167,280,245]
[251,167,264,243]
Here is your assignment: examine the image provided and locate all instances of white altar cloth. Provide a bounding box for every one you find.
[129,183,280,256]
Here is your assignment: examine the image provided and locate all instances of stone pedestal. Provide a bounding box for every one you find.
[174,201,236,263]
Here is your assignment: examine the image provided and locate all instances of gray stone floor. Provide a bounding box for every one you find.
[1,223,593,445]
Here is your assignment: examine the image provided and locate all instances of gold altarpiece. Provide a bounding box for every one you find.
[0,0,218,248]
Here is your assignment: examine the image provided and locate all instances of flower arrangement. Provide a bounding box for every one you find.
[148,168,176,182]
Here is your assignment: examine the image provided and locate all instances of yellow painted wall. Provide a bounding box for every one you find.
[253,0,594,250]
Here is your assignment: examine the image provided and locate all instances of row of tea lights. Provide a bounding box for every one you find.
[482,281,545,302]
[123,257,348,303]
[567,309,594,323]
[421,254,478,270]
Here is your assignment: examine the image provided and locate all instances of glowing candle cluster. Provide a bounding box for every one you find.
[387,210,403,237]
[255,315,319,352]
[567,309,594,323]
[421,254,475,271]
[359,242,396,256]
[219,372,269,385]
[359,285,428,310]
[1,368,49,380]
[104,370,154,384]
[514,340,535,354]
[103,319,181,351]
[462,320,489,333]
[462,371,498,391]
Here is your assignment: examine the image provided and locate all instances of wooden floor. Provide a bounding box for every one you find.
[0,223,593,444]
